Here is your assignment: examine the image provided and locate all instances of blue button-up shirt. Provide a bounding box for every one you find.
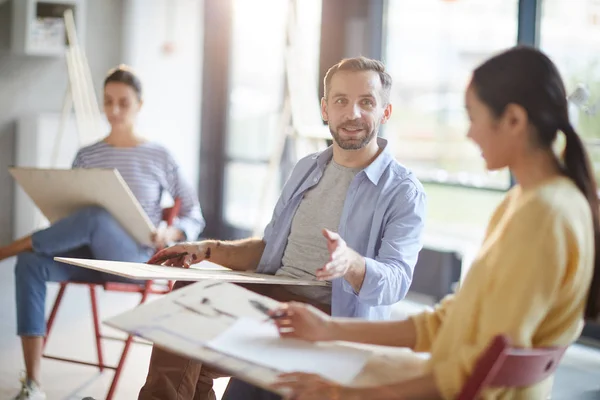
[257,138,427,321]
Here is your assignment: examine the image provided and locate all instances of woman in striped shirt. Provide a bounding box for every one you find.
[1,66,205,400]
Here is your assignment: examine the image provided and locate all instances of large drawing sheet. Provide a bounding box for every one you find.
[206,317,368,384]
[105,281,428,395]
[10,167,155,246]
[54,257,329,286]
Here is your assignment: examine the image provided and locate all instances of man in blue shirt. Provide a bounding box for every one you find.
[138,56,426,400]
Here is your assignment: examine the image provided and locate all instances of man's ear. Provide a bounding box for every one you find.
[380,103,392,124]
[320,97,328,122]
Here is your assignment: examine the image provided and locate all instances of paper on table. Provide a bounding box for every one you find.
[205,317,369,384]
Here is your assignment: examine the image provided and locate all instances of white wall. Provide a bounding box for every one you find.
[121,0,203,187]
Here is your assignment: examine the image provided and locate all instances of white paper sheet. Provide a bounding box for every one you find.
[205,317,369,384]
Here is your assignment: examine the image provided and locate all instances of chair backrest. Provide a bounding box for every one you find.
[457,335,568,400]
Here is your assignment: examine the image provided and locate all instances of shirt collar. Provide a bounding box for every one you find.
[315,137,394,185]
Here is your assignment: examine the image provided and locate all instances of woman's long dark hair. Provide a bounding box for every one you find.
[472,46,600,320]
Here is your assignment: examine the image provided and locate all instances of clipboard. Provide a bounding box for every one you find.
[54,257,329,286]
[10,167,156,246]
[104,281,427,395]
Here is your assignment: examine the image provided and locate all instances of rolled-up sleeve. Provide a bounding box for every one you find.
[342,186,426,306]
[410,295,455,352]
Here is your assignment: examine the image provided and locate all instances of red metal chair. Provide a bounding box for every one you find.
[457,334,568,399]
[42,198,182,400]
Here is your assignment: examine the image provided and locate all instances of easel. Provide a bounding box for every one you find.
[50,9,103,168]
[30,9,104,232]
[252,0,331,236]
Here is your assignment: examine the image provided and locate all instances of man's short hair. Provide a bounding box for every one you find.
[323,56,392,103]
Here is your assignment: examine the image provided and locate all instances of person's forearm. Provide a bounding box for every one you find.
[343,250,366,292]
[327,317,417,349]
[201,238,265,271]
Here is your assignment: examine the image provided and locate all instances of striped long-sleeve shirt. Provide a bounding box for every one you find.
[72,141,205,243]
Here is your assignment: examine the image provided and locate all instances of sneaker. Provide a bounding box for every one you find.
[13,377,46,400]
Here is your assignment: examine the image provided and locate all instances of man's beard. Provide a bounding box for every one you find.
[329,121,377,150]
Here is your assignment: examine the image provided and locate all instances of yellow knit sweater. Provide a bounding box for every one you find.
[410,176,594,399]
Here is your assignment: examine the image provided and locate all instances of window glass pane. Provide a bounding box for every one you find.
[223,162,280,232]
[540,0,600,184]
[384,0,518,189]
[224,0,322,230]
[226,0,288,162]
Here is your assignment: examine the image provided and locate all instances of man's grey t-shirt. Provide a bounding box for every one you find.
[275,160,361,304]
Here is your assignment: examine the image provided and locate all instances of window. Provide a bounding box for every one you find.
[540,0,600,184]
[223,0,322,232]
[384,0,518,190]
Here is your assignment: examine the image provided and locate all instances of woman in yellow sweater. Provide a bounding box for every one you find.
[271,46,600,399]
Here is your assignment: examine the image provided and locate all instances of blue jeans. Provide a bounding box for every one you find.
[15,206,154,336]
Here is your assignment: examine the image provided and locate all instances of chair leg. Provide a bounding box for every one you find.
[106,334,133,400]
[105,286,152,400]
[89,285,105,372]
[44,283,68,349]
